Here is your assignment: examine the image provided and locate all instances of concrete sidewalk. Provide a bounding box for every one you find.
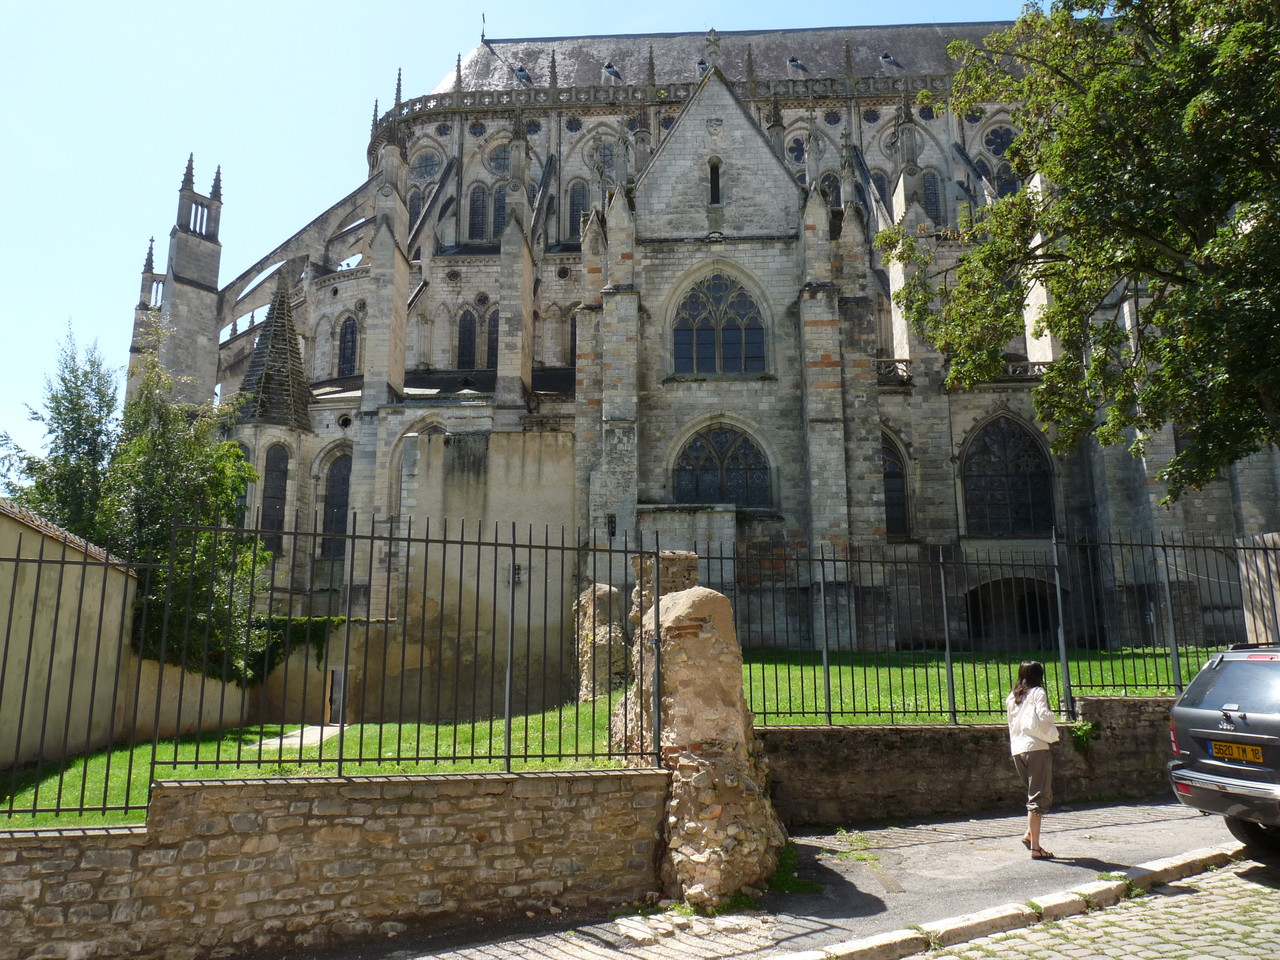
[271,798,1248,960]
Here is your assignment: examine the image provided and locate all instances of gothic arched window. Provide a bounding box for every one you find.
[963,416,1053,537]
[492,184,507,236]
[485,309,500,370]
[673,425,771,508]
[408,189,423,227]
[819,172,842,208]
[457,310,477,369]
[882,433,909,537]
[567,181,589,239]
[468,184,489,240]
[321,454,352,559]
[337,317,358,377]
[262,444,289,553]
[922,170,943,224]
[673,273,766,375]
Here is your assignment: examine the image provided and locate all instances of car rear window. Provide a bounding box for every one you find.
[1178,658,1280,714]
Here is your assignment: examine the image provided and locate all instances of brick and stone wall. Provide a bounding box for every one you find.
[0,771,667,960]
[759,696,1177,826]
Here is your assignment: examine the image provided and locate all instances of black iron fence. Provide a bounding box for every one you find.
[2,516,1276,822]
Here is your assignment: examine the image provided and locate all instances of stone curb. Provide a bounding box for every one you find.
[765,842,1244,960]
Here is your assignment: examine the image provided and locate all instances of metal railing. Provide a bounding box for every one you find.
[3,518,1275,822]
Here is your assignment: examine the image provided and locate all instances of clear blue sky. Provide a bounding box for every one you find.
[0,0,1026,461]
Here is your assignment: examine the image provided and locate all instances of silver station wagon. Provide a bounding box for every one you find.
[1168,644,1280,856]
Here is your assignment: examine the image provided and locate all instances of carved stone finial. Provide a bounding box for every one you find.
[371,100,379,137]
[395,68,402,108]
[210,165,222,201]
[647,46,656,87]
[550,50,558,88]
[455,53,463,93]
[704,28,721,71]
[181,153,195,190]
[143,237,155,274]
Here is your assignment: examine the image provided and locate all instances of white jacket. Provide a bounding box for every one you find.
[1006,686,1060,755]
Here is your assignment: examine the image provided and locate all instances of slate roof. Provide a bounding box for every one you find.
[430,22,1011,94]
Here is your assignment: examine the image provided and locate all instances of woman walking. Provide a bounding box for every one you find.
[1007,661,1060,859]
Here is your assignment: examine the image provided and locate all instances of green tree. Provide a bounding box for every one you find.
[97,325,269,684]
[877,0,1280,499]
[0,329,119,541]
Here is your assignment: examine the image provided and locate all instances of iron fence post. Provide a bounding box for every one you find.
[818,546,832,725]
[503,526,517,773]
[939,546,957,724]
[1052,530,1075,719]
[1159,537,1184,691]
[650,533,662,767]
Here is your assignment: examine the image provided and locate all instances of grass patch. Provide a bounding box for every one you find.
[767,841,823,894]
[743,647,1193,724]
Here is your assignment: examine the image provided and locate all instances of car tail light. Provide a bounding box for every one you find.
[1169,717,1180,755]
[1175,782,1193,796]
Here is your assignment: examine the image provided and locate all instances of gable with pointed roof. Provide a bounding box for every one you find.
[635,69,801,239]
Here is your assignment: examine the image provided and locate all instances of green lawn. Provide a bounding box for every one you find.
[1,645,1202,827]
[743,646,1202,724]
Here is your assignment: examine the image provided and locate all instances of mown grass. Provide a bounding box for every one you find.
[3,645,1204,827]
[1,695,629,829]
[743,646,1202,724]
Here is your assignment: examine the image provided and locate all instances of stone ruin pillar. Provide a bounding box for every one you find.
[613,576,787,909]
[573,583,628,701]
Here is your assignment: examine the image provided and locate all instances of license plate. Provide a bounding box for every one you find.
[1210,740,1264,764]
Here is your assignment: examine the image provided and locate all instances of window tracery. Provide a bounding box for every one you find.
[321,454,351,559]
[882,433,909,537]
[337,317,358,377]
[672,273,766,374]
[963,416,1053,537]
[262,444,288,553]
[673,425,771,508]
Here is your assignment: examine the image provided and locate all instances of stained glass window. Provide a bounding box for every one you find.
[337,318,358,377]
[882,433,909,537]
[492,184,506,236]
[568,181,589,239]
[321,454,351,559]
[674,426,770,508]
[963,417,1053,537]
[468,184,488,240]
[485,309,500,370]
[262,444,288,553]
[673,274,765,374]
[922,171,942,224]
[457,310,476,369]
[408,189,423,227]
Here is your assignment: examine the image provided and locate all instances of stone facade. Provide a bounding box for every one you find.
[131,24,1280,642]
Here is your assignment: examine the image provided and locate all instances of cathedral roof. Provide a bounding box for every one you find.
[236,277,314,431]
[430,22,1010,94]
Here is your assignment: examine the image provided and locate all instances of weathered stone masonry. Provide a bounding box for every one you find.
[0,771,667,960]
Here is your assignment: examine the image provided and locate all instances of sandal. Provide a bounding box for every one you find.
[1021,836,1032,850]
[1030,848,1054,860]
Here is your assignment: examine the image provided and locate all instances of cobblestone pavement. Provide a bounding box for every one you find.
[932,859,1280,960]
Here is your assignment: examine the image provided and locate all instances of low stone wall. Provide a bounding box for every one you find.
[0,771,668,960]
[760,697,1176,826]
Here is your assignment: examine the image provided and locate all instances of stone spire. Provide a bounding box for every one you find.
[210,166,222,201]
[395,68,402,109]
[371,100,379,137]
[143,237,155,274]
[236,272,314,431]
[455,54,463,93]
[181,153,195,190]
[549,50,558,88]
[647,46,656,87]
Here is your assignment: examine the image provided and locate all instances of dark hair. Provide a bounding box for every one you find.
[1011,660,1045,706]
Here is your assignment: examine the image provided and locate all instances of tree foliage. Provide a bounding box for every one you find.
[5,317,270,684]
[0,329,119,541]
[97,325,269,684]
[877,0,1280,498]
